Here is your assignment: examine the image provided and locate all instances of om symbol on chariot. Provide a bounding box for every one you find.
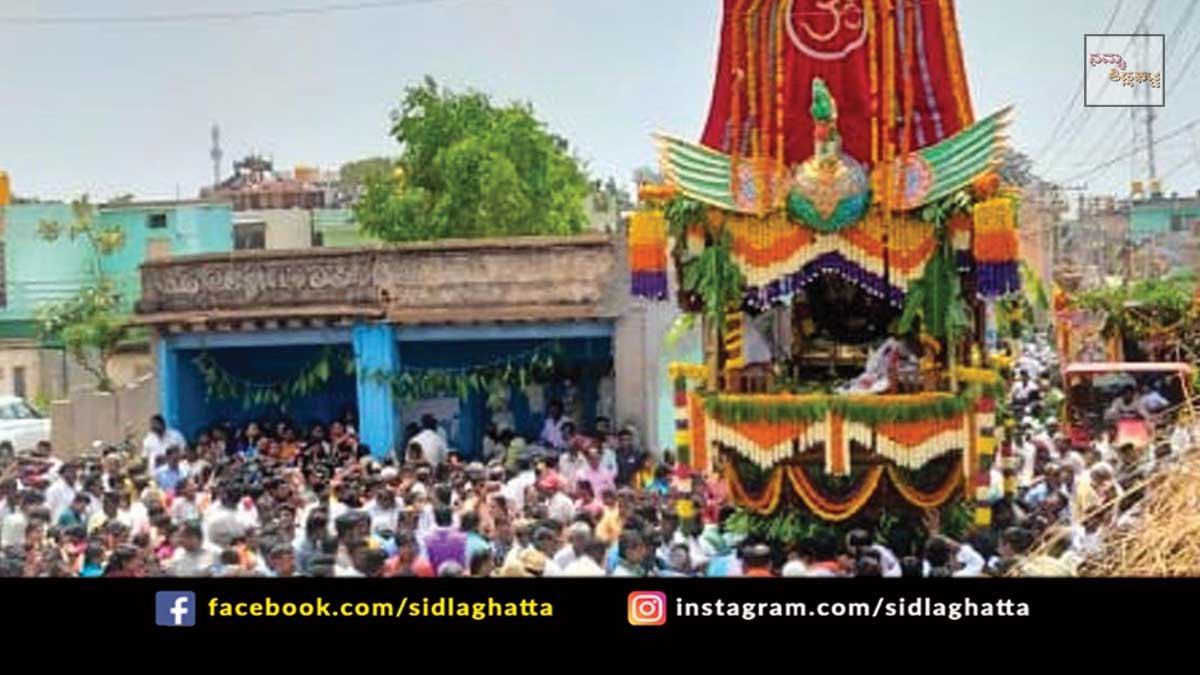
[787,0,868,60]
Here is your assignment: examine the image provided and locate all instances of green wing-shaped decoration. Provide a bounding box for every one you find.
[886,105,1014,210]
[653,132,741,211]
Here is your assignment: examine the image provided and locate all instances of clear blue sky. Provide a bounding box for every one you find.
[0,0,1194,201]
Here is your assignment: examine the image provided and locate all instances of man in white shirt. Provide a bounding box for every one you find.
[203,487,258,547]
[539,401,570,450]
[168,521,220,577]
[1105,386,1150,424]
[364,486,403,536]
[44,462,79,524]
[503,458,537,513]
[561,538,609,576]
[0,491,37,549]
[846,530,900,577]
[1010,372,1039,407]
[170,480,201,524]
[143,414,186,469]
[410,415,448,466]
[552,522,593,573]
[557,444,589,492]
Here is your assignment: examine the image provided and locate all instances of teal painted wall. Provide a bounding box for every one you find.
[0,203,89,322]
[1,202,232,321]
[1129,201,1200,240]
[96,203,233,306]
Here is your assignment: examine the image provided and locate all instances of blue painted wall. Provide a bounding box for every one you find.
[396,335,613,457]
[158,325,613,461]
[172,344,358,440]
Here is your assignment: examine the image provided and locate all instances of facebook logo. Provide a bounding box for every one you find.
[155,592,197,627]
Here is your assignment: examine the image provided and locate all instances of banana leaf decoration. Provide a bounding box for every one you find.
[898,243,971,340]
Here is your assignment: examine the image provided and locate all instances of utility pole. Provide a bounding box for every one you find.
[1131,24,1158,182]
[1049,183,1087,281]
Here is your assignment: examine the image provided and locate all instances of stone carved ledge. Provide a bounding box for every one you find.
[137,235,620,323]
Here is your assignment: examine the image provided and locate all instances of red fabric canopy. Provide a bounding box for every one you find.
[699,0,975,169]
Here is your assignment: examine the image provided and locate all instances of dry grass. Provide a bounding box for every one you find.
[1082,452,1200,576]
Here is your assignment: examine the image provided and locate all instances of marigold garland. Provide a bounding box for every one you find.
[629,210,669,299]
[726,462,784,515]
[886,461,963,509]
[973,198,1019,263]
[787,465,886,521]
[953,366,1002,386]
[973,197,1020,298]
[668,362,710,381]
[637,184,677,202]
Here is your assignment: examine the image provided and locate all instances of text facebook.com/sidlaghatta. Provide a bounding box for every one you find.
[207,597,554,620]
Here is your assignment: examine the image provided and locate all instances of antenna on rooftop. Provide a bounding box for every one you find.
[210,124,223,189]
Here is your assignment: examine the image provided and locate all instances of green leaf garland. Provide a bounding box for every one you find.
[193,346,355,412]
[704,381,1003,427]
[367,344,562,405]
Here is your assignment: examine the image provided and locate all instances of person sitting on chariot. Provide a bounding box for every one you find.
[1104,386,1151,425]
[842,333,922,395]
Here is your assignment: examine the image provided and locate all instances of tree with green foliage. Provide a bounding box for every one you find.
[1077,270,1200,362]
[354,77,590,242]
[338,157,398,192]
[34,196,129,392]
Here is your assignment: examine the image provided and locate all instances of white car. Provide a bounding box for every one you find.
[0,396,51,452]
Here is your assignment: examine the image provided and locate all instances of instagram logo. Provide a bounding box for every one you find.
[628,591,668,626]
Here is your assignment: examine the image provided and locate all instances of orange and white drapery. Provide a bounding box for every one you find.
[697,403,970,477]
[873,416,968,470]
[706,413,827,470]
[720,210,939,307]
[691,388,1003,517]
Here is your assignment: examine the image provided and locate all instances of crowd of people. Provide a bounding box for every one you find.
[989,334,1195,575]
[0,408,737,578]
[0,332,1192,578]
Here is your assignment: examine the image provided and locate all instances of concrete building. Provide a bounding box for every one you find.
[200,154,349,211]
[1057,194,1130,285]
[0,199,233,401]
[133,232,678,459]
[232,207,380,251]
[1127,192,1200,277]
